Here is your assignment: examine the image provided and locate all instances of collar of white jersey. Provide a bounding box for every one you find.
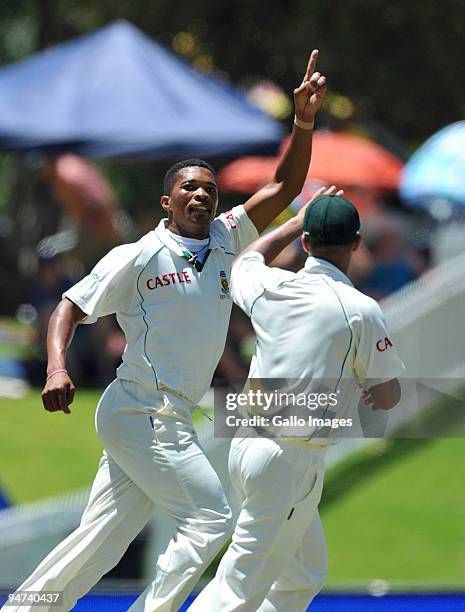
[303,256,354,287]
[154,218,226,254]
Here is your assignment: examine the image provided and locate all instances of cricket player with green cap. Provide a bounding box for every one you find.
[303,192,361,246]
[190,188,404,611]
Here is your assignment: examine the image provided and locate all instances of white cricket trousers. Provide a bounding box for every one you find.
[4,379,232,612]
[189,435,327,612]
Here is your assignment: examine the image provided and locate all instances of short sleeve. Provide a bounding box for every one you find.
[353,298,405,384]
[217,205,259,254]
[231,251,288,317]
[63,244,139,324]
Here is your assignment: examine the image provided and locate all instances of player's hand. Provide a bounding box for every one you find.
[293,50,327,122]
[42,372,76,415]
[358,384,381,411]
[295,185,344,227]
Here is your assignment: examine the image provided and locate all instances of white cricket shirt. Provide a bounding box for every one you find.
[231,253,405,439]
[64,205,258,405]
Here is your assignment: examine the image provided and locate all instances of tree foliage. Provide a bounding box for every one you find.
[0,1,463,312]
[0,0,463,144]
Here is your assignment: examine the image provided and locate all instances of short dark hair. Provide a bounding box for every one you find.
[163,159,216,195]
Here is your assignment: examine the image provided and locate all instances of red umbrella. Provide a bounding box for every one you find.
[218,130,404,193]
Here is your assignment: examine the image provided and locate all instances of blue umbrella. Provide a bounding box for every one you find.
[400,121,465,214]
[0,20,283,159]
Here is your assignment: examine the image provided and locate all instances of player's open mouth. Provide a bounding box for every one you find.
[189,205,210,215]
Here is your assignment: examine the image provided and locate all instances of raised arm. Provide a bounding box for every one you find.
[243,50,327,233]
[239,186,343,264]
[41,298,86,414]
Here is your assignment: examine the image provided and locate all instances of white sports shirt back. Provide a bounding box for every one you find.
[231,252,405,437]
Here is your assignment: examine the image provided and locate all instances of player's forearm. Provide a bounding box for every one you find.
[46,299,85,374]
[273,121,314,199]
[242,217,302,265]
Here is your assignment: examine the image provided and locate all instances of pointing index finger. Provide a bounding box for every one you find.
[304,49,319,81]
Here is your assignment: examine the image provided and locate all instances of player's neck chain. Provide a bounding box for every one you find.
[170,235,211,272]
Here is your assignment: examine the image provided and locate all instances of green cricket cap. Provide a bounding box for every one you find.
[303,194,360,246]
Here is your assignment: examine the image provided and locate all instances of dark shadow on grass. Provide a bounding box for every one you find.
[322,393,465,510]
[320,438,434,511]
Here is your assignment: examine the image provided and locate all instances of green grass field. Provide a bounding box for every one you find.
[0,389,207,502]
[0,389,103,501]
[0,390,464,582]
[321,438,465,583]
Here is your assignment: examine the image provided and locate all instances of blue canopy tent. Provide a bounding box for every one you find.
[0,20,283,159]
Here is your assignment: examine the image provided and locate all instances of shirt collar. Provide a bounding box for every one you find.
[303,256,354,287]
[155,219,183,256]
[155,218,225,253]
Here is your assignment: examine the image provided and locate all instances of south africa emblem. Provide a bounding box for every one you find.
[219,270,230,299]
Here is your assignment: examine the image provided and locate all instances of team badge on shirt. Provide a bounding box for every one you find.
[219,270,230,299]
[224,210,237,229]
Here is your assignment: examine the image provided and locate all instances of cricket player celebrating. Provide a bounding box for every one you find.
[5,52,327,612]
[189,190,405,611]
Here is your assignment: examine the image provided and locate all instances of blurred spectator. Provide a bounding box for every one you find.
[347,241,375,288]
[358,215,427,300]
[31,256,75,350]
[26,256,125,387]
[214,306,252,385]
